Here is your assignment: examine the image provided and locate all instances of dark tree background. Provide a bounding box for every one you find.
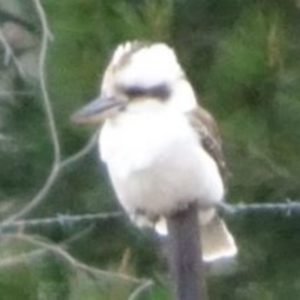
[1,0,300,299]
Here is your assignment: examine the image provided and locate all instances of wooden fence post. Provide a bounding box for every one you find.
[167,203,208,300]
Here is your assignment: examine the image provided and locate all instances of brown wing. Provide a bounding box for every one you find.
[186,106,227,180]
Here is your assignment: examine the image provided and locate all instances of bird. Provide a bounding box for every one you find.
[72,41,237,262]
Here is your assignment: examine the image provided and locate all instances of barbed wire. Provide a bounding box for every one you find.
[0,211,123,232]
[1,201,299,233]
[219,201,300,217]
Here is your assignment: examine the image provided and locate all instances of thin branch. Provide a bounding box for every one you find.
[60,130,99,170]
[33,0,60,163]
[2,130,99,225]
[0,248,45,268]
[0,0,98,224]
[5,233,150,286]
[128,279,153,300]
[0,233,153,299]
[62,224,95,245]
[0,28,25,77]
[1,165,61,225]
[1,130,99,225]
[0,0,59,225]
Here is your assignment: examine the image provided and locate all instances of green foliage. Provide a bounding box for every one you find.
[1,0,300,299]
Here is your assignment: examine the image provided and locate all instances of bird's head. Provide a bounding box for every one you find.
[72,41,197,124]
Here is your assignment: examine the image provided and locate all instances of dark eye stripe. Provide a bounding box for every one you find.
[124,84,170,100]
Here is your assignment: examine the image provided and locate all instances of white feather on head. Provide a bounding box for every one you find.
[111,42,184,89]
[102,41,198,112]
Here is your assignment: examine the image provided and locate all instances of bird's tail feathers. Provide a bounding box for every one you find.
[200,212,237,262]
[153,209,237,262]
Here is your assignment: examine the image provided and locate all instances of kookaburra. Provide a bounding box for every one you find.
[72,41,237,262]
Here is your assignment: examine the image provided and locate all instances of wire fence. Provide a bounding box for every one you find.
[1,201,299,233]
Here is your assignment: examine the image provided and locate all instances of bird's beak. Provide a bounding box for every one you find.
[71,95,125,124]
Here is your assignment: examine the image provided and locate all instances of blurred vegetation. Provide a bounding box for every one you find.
[1,0,300,299]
